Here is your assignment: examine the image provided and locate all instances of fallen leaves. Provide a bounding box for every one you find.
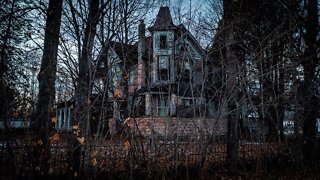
[72,124,79,129]
[49,133,59,142]
[114,88,121,97]
[90,150,98,166]
[33,139,43,146]
[72,124,81,136]
[51,117,57,124]
[124,140,130,150]
[77,137,85,145]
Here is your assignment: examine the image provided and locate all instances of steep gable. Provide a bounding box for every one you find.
[175,24,205,59]
[149,7,176,32]
[152,6,174,28]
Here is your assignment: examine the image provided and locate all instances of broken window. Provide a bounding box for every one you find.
[158,56,169,81]
[180,60,191,81]
[160,35,167,49]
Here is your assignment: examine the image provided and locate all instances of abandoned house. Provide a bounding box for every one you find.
[108,7,225,137]
[55,7,226,137]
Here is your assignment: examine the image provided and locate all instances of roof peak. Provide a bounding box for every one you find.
[151,6,174,30]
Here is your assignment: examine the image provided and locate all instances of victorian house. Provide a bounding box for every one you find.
[56,7,225,137]
[127,7,206,118]
[117,7,225,137]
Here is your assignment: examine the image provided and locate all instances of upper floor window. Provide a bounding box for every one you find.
[179,60,191,82]
[178,43,188,52]
[160,35,167,49]
[158,56,169,81]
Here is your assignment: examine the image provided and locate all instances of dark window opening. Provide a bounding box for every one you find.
[159,69,169,81]
[179,43,188,52]
[160,35,167,49]
[181,69,191,81]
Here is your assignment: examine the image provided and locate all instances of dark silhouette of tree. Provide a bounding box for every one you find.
[223,0,241,175]
[0,0,34,175]
[76,0,100,135]
[301,0,319,164]
[31,0,63,176]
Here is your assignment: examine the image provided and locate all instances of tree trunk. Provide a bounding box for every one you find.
[225,23,239,175]
[31,0,63,176]
[278,59,285,141]
[223,0,240,175]
[70,0,100,177]
[76,0,100,135]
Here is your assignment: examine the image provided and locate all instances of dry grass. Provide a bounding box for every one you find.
[1,133,319,179]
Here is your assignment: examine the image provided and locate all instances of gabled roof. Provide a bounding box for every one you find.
[149,6,175,31]
[108,41,138,66]
[175,24,205,57]
[96,41,138,68]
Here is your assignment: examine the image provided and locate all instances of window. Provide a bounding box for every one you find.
[129,69,135,84]
[159,56,169,69]
[158,95,169,116]
[56,107,71,130]
[92,79,103,94]
[178,43,188,52]
[183,99,191,106]
[180,60,191,81]
[181,69,191,81]
[181,98,194,107]
[208,101,217,117]
[160,35,167,49]
[159,69,169,81]
[158,56,169,81]
[184,61,191,70]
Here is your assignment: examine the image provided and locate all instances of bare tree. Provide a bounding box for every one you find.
[31,0,63,176]
[222,0,240,175]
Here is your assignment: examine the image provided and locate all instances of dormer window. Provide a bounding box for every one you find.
[160,35,167,49]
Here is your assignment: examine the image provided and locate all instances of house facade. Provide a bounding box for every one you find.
[110,7,225,137]
[126,7,207,119]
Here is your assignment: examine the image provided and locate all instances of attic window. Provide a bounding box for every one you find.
[160,35,167,49]
[179,43,188,52]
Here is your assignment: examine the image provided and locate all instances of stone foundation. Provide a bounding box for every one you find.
[123,117,226,139]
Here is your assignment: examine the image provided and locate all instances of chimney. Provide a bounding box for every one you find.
[137,20,146,89]
[138,19,146,60]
